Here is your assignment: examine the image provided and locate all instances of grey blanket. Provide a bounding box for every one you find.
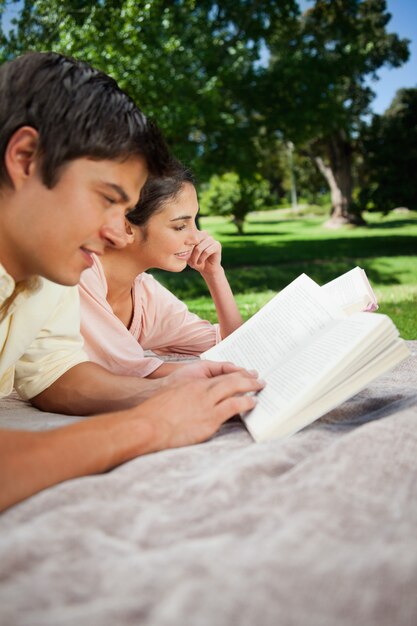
[1,343,417,626]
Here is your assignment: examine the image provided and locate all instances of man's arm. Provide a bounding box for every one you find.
[31,361,162,414]
[0,365,264,512]
[30,359,249,413]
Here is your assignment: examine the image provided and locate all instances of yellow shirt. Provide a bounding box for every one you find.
[0,264,88,400]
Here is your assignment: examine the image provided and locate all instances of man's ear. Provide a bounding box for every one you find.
[125,219,136,244]
[4,127,40,190]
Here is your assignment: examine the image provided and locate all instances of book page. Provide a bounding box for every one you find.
[264,339,410,441]
[202,274,344,376]
[322,266,378,314]
[242,313,392,441]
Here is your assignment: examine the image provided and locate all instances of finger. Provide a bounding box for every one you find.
[196,242,218,261]
[200,360,260,378]
[215,393,258,423]
[195,240,215,255]
[190,231,208,252]
[173,360,245,380]
[194,245,221,269]
[191,240,216,265]
[188,240,210,264]
[187,250,199,267]
[197,234,214,248]
[207,371,265,403]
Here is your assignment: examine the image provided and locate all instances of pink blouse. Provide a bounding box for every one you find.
[79,255,221,377]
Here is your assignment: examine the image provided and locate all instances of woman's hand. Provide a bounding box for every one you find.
[187,229,243,338]
[187,230,222,276]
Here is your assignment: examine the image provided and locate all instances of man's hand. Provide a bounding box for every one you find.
[164,359,258,384]
[0,365,264,512]
[123,369,265,453]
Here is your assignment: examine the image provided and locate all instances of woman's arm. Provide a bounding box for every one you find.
[79,256,166,378]
[188,231,243,338]
[146,361,185,378]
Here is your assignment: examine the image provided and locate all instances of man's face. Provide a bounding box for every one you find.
[5,156,148,285]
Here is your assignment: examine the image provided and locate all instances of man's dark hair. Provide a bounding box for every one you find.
[126,162,195,228]
[0,51,172,187]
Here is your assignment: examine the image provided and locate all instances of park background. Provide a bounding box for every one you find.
[1,0,416,337]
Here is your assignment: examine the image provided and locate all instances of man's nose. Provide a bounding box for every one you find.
[101,209,128,249]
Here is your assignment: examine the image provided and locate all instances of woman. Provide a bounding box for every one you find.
[79,165,243,378]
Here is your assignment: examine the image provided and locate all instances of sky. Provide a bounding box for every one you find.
[370,0,417,113]
[1,0,416,115]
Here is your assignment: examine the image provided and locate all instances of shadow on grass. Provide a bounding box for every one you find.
[151,260,411,301]
[149,230,417,300]
[243,218,320,227]
[164,285,417,338]
[365,219,417,230]
[221,234,417,266]
[226,230,290,237]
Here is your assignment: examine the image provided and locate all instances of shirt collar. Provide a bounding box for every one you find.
[0,265,15,304]
[0,264,42,309]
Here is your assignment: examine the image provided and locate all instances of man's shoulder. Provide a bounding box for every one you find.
[16,279,79,319]
[34,277,77,300]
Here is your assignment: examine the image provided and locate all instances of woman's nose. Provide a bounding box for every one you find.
[186,228,200,246]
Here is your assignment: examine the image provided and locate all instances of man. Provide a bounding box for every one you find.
[0,52,263,512]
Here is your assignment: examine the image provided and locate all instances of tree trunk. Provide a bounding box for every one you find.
[232,215,244,234]
[313,132,365,227]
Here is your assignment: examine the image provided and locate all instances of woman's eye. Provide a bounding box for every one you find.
[174,225,186,231]
[103,195,116,206]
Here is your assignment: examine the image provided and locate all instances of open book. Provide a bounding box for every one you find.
[321,266,378,314]
[202,267,409,442]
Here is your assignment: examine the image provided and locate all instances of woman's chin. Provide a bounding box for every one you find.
[156,259,187,273]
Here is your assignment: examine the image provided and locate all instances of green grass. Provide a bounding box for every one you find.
[151,209,417,339]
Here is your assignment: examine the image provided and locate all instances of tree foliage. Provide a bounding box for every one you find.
[0,0,298,182]
[0,0,411,221]
[359,88,417,212]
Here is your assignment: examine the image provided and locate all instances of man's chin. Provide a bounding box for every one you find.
[43,271,83,287]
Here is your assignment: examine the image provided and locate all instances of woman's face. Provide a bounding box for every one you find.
[134,182,201,272]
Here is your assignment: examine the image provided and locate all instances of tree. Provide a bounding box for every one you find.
[0,0,299,182]
[358,88,417,212]
[0,0,410,224]
[199,172,272,234]
[251,133,327,207]
[260,0,409,225]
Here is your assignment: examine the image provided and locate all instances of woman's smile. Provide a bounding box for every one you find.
[174,249,193,260]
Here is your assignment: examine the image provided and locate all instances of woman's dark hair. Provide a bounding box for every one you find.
[126,162,195,227]
[0,51,171,188]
